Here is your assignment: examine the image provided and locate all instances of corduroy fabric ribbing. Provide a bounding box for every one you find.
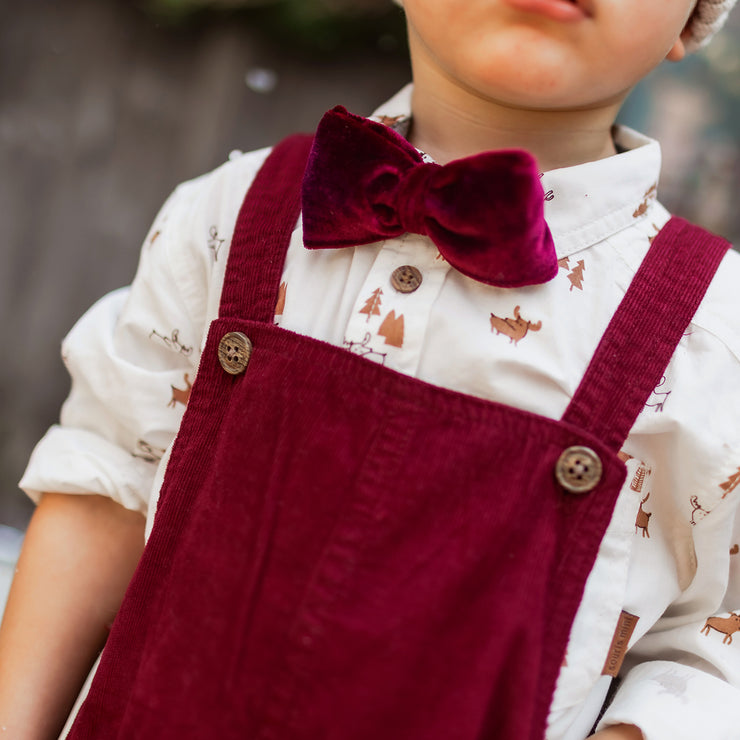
[563,217,730,450]
[220,134,314,323]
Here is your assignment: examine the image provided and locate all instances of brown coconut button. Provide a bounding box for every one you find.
[391,265,423,294]
[218,332,252,375]
[555,446,603,494]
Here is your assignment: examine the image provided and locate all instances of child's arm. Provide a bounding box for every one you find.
[0,492,145,739]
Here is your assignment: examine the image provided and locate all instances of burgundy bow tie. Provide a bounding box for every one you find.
[301,106,557,288]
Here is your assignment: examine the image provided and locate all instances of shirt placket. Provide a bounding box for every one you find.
[343,234,451,377]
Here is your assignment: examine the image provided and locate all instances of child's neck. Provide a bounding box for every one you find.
[408,70,623,172]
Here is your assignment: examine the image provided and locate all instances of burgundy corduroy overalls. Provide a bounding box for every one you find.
[69,135,729,740]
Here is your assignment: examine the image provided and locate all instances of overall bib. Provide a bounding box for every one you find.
[69,135,729,740]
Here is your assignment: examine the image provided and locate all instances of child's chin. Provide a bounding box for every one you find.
[453,43,589,103]
[462,68,592,110]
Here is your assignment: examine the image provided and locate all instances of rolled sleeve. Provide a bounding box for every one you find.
[20,423,156,515]
[18,148,268,517]
[598,661,740,739]
[19,183,207,515]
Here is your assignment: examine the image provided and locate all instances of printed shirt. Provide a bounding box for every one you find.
[20,86,740,740]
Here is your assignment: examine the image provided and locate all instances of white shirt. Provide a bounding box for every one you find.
[20,86,740,740]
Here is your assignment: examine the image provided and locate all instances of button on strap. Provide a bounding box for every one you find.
[555,446,602,494]
[218,332,252,375]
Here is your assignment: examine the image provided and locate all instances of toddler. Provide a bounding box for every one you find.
[1,1,739,739]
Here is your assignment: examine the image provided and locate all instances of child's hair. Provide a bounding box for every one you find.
[391,0,738,53]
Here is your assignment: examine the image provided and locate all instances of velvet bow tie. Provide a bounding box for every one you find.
[301,106,558,288]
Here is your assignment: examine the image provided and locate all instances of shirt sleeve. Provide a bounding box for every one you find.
[596,498,740,739]
[19,147,272,515]
[19,180,214,515]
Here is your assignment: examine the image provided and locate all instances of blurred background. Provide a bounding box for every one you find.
[1,0,739,537]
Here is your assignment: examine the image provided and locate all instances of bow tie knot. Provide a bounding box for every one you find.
[366,162,438,239]
[302,106,558,288]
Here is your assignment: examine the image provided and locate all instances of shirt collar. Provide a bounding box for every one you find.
[369,84,663,259]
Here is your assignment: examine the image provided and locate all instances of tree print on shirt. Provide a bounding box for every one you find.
[630,461,651,493]
[701,612,740,645]
[359,288,383,322]
[569,260,585,291]
[489,306,542,345]
[558,256,586,291]
[378,310,404,347]
[169,373,192,408]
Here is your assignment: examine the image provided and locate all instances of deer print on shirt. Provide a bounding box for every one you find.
[489,306,542,345]
[635,493,652,538]
[169,373,192,408]
[701,613,740,645]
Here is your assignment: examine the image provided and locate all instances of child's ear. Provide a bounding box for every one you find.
[665,26,691,62]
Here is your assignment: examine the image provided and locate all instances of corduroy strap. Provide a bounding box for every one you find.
[219,133,314,323]
[563,216,730,451]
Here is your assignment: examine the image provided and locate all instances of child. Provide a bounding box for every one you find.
[1,0,739,738]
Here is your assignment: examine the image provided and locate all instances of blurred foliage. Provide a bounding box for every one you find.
[141,0,407,54]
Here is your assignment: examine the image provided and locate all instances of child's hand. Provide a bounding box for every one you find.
[590,724,644,740]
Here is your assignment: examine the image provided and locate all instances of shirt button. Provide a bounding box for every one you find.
[218,332,252,375]
[391,265,423,294]
[555,446,603,494]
